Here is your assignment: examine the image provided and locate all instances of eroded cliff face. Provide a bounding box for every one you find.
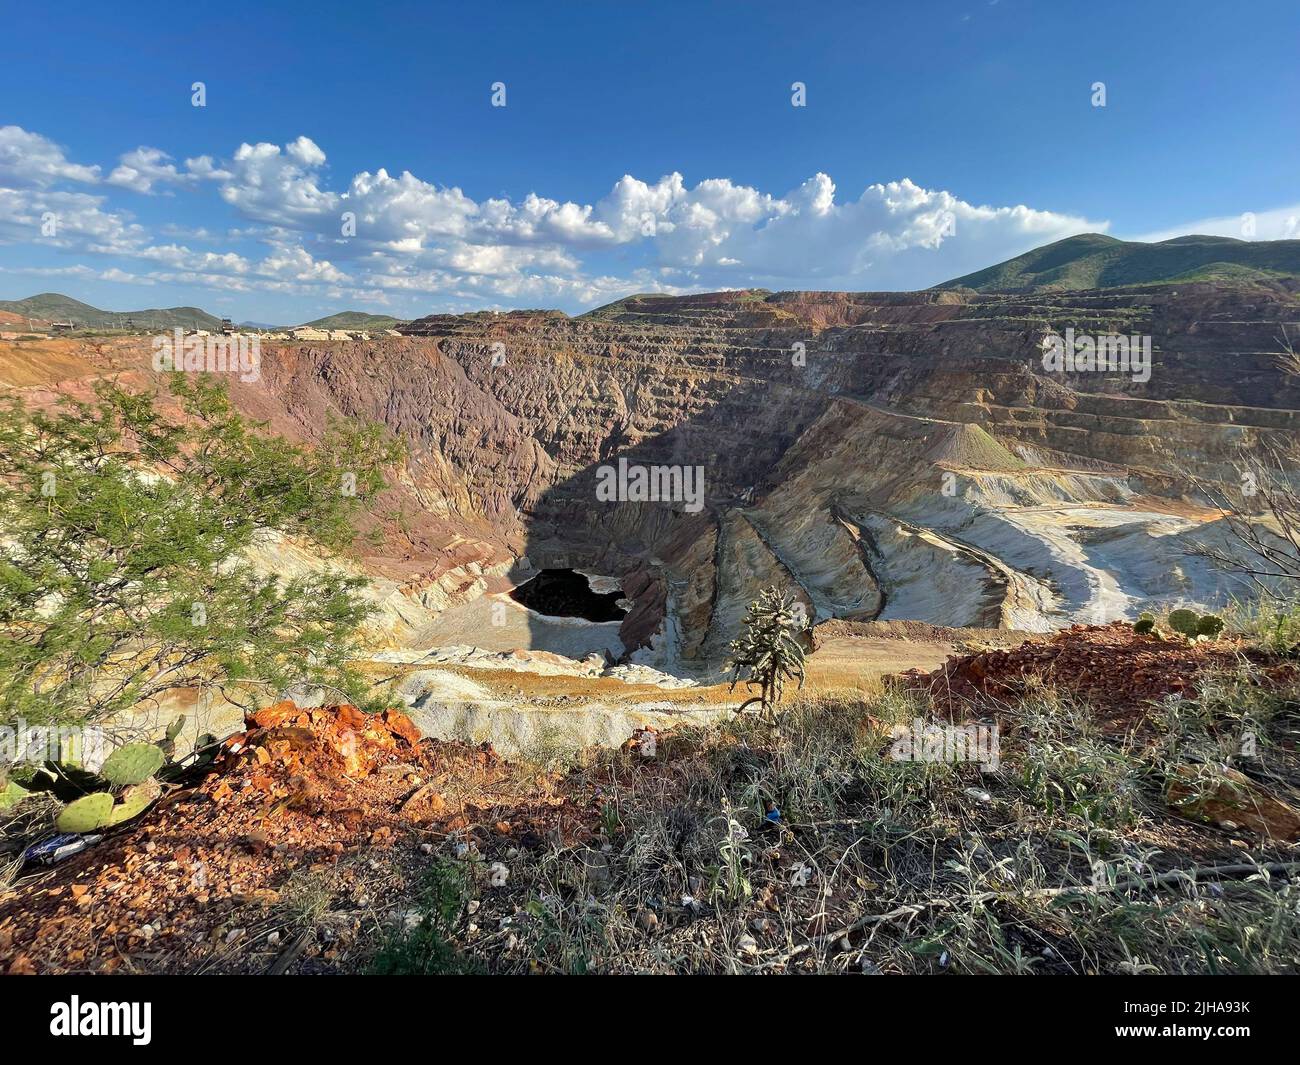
[396,280,1300,666]
[9,277,1298,672]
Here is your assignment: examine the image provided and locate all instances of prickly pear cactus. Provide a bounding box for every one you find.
[1167,608,1200,638]
[1196,613,1225,638]
[106,780,162,826]
[55,792,114,833]
[0,778,29,811]
[100,742,165,787]
[1133,612,1156,635]
[159,714,186,758]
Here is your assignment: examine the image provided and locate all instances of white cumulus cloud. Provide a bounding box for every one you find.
[0,125,1120,313]
[0,126,100,187]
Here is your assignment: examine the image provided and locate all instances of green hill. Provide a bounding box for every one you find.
[301,311,403,330]
[0,295,405,334]
[936,234,1300,292]
[0,292,225,331]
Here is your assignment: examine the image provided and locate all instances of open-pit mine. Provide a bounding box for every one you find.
[6,274,1299,750]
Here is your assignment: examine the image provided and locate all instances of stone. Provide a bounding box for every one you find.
[1167,764,1300,840]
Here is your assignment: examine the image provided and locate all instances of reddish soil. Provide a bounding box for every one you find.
[0,703,600,974]
[0,311,44,327]
[900,622,1281,730]
[814,618,1039,646]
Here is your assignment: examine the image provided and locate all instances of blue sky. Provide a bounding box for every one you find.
[1,0,1296,323]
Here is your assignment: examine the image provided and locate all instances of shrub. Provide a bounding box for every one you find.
[1010,685,1143,827]
[1237,599,1300,655]
[368,861,482,974]
[0,374,403,732]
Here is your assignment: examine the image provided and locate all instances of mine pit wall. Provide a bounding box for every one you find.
[246,333,841,662]
[12,280,1297,680]
[822,283,1300,484]
[225,279,1300,659]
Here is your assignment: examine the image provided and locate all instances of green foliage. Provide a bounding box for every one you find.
[302,311,402,330]
[599,802,621,839]
[0,373,403,731]
[1165,608,1226,641]
[53,777,160,831]
[0,777,29,811]
[0,293,224,332]
[367,860,482,974]
[726,586,807,719]
[159,714,186,759]
[47,741,170,831]
[55,791,114,832]
[99,742,166,786]
[1237,599,1300,655]
[712,806,753,904]
[164,714,185,743]
[1012,687,1142,827]
[105,780,161,826]
[1196,613,1225,638]
[1133,612,1156,635]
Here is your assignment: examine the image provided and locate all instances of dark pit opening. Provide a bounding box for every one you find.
[510,568,627,622]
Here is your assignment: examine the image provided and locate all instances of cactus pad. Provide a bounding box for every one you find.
[0,778,29,811]
[56,792,114,833]
[1167,609,1200,637]
[1196,613,1225,638]
[100,742,165,786]
[106,780,161,826]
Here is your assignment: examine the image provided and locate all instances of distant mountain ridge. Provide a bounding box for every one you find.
[0,292,224,331]
[0,295,402,334]
[300,311,403,330]
[936,233,1300,292]
[6,235,1300,334]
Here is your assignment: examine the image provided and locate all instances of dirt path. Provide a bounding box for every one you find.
[804,620,1039,694]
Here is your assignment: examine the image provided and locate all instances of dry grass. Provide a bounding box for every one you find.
[364,669,1300,975]
[5,645,1297,975]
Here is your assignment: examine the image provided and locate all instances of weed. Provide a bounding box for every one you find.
[1009,685,1143,827]
[367,860,482,975]
[1235,598,1300,656]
